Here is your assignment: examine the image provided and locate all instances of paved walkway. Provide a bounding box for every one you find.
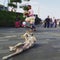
[0,26,60,60]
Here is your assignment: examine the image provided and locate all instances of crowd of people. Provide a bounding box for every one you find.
[44,16,57,28]
[14,5,58,30]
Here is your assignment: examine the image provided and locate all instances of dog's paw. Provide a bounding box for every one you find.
[9,46,13,51]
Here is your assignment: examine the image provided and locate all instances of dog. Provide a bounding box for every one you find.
[9,30,36,52]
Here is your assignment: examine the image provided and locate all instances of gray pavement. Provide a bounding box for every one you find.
[0,26,60,60]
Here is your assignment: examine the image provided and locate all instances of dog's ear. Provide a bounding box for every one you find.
[26,34,28,37]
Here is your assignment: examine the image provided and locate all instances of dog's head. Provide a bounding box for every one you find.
[21,30,33,39]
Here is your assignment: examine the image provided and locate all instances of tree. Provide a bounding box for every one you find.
[8,0,30,12]
[0,4,7,11]
[10,0,22,3]
[20,0,30,11]
[24,0,30,1]
[8,0,22,12]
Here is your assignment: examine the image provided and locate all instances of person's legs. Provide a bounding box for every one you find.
[15,48,23,53]
[44,22,47,28]
[47,23,50,28]
[30,24,36,31]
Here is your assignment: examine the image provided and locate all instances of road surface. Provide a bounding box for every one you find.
[0,26,60,60]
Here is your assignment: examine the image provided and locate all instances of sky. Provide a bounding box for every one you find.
[30,0,60,19]
[0,0,60,19]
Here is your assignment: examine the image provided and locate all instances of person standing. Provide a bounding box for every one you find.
[45,16,51,28]
[35,15,42,25]
[50,18,53,28]
[54,19,57,28]
[52,17,55,27]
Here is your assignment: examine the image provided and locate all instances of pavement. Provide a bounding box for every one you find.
[0,26,60,60]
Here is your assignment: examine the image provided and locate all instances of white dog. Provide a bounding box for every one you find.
[9,30,36,53]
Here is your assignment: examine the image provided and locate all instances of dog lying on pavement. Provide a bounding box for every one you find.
[9,30,37,53]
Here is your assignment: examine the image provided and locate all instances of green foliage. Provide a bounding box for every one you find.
[10,0,22,3]
[8,3,17,8]
[20,5,28,11]
[23,6,28,11]
[0,11,25,27]
[8,0,22,10]
[24,0,30,1]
